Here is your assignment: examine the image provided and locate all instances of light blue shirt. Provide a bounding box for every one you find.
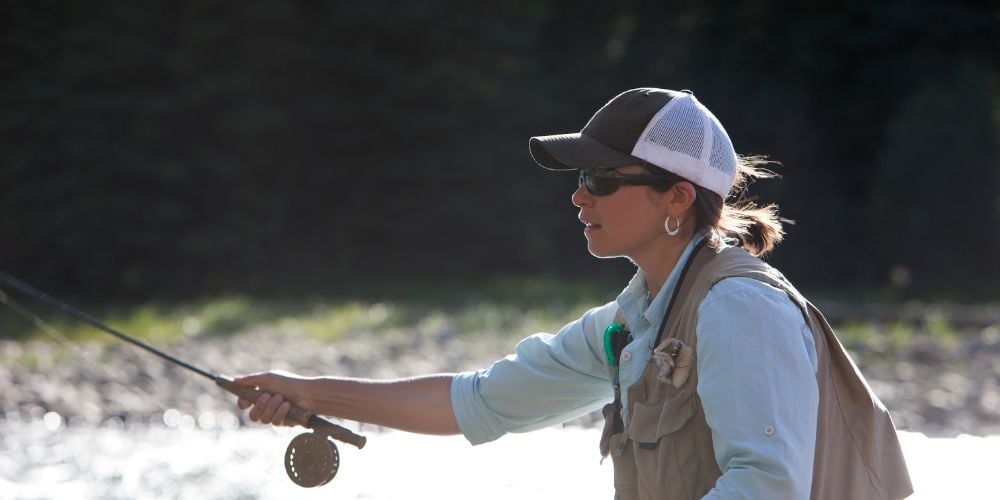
[451,235,820,498]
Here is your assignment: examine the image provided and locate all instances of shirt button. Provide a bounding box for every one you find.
[763,425,775,437]
[621,351,632,362]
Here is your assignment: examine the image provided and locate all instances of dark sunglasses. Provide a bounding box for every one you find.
[578,169,667,196]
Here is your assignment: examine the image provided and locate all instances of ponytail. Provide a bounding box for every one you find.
[695,155,785,256]
[643,155,787,256]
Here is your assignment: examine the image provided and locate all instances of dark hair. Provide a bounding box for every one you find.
[642,156,785,256]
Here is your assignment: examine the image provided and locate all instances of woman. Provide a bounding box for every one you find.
[235,88,912,499]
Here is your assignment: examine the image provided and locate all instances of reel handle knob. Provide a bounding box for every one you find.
[216,375,367,449]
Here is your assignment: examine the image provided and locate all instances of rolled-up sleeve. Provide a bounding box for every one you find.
[451,302,617,445]
[697,277,819,499]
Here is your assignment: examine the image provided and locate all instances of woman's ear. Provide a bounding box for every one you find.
[667,181,697,216]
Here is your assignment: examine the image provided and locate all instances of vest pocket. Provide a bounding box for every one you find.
[628,388,700,498]
[628,388,696,448]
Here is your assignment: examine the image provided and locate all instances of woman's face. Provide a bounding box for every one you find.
[572,165,672,262]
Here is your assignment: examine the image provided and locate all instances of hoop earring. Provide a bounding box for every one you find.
[664,216,683,236]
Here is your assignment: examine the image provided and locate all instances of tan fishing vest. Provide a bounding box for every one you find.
[599,244,913,500]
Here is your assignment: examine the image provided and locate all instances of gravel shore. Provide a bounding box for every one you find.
[3,321,1000,437]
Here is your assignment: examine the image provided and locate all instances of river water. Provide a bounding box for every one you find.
[2,413,998,499]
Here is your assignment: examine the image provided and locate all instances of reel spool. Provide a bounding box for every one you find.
[285,432,340,487]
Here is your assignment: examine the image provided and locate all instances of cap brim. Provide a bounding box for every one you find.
[529,133,643,171]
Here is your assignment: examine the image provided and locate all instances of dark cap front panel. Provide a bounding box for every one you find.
[581,88,676,156]
[528,87,684,172]
[528,133,642,171]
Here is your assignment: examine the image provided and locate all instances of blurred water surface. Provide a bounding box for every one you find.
[2,416,998,499]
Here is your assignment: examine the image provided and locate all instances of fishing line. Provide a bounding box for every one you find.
[0,286,171,415]
[0,285,289,486]
[0,271,365,487]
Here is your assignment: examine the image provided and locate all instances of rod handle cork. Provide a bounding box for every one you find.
[215,375,366,449]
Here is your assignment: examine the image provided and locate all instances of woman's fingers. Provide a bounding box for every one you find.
[273,400,292,426]
[247,393,271,422]
[234,371,305,427]
[246,392,294,426]
[261,392,287,425]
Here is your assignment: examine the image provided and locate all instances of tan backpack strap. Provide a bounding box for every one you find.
[655,238,718,347]
[613,309,625,328]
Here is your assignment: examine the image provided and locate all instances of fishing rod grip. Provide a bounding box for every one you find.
[215,376,367,449]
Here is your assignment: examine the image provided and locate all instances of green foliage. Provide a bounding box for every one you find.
[0,275,614,341]
[0,0,996,300]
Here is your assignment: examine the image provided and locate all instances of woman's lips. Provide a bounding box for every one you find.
[581,220,601,233]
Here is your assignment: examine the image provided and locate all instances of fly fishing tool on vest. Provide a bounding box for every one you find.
[0,271,365,488]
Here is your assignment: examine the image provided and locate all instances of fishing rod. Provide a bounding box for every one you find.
[0,270,364,488]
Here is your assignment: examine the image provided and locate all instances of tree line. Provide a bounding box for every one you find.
[1,0,997,300]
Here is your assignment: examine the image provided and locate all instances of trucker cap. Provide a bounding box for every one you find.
[528,88,738,199]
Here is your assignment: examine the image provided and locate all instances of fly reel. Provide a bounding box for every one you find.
[214,376,365,487]
[285,431,341,487]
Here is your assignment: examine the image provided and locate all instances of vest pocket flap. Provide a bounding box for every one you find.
[629,388,696,446]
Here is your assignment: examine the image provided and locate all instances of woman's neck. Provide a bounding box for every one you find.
[639,235,693,301]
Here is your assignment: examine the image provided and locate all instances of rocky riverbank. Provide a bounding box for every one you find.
[3,322,999,437]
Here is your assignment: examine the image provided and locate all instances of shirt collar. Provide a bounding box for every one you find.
[615,231,709,333]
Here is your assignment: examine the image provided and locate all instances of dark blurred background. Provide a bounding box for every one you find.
[2,0,997,301]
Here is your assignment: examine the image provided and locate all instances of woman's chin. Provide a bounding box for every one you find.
[586,244,618,259]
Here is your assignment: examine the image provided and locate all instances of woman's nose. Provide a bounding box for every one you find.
[571,184,593,208]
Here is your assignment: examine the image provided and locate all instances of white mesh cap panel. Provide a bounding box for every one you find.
[642,97,704,159]
[709,119,737,178]
[630,93,737,198]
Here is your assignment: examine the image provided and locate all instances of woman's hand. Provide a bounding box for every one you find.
[234,371,461,435]
[234,370,311,427]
